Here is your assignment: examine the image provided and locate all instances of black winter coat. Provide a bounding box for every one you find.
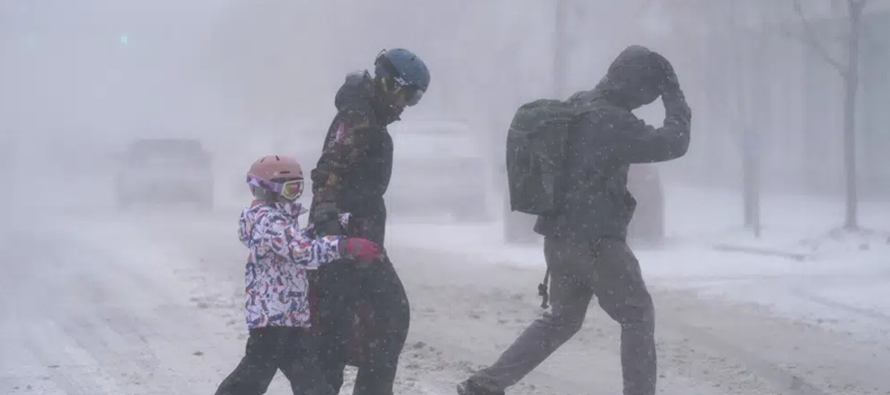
[310,71,400,244]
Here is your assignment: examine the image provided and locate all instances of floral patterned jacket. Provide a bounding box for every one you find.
[238,200,348,329]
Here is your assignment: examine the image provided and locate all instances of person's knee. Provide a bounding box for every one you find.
[376,277,410,333]
[601,288,655,328]
[394,295,410,331]
[540,307,586,338]
[539,282,590,335]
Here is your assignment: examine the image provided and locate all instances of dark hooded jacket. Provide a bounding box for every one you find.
[534,45,692,241]
[310,71,401,244]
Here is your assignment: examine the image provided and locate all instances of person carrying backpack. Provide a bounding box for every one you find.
[458,45,692,395]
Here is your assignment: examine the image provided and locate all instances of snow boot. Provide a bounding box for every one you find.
[457,379,505,395]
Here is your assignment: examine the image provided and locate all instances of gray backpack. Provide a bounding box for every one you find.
[505,98,600,216]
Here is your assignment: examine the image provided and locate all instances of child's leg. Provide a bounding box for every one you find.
[277,328,336,395]
[215,328,282,395]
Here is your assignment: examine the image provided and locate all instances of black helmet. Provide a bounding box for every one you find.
[374,48,430,107]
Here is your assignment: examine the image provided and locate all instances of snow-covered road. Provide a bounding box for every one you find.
[2,200,890,394]
[0,212,232,394]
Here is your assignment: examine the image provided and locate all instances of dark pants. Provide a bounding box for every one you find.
[467,237,656,395]
[215,327,334,395]
[313,256,410,395]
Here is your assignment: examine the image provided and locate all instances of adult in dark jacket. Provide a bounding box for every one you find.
[458,45,691,395]
[308,48,430,395]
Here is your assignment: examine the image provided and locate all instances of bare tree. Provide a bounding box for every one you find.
[790,0,869,230]
[657,0,777,236]
[727,0,767,237]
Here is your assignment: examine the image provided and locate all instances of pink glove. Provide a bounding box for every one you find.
[340,237,382,262]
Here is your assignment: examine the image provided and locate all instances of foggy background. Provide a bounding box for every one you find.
[3,0,890,219]
[5,3,890,393]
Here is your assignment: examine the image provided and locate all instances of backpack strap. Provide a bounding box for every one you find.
[539,238,606,309]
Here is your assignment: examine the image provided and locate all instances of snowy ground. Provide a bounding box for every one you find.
[2,184,890,394]
[390,185,890,343]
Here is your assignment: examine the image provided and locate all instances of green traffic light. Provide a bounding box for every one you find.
[120,35,129,45]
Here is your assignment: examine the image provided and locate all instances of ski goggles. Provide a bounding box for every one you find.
[246,174,304,201]
[376,52,425,107]
[400,84,424,107]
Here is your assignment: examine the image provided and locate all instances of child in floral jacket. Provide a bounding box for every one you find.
[214,155,382,395]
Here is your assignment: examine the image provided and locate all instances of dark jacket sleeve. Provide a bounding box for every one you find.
[311,109,376,203]
[592,90,692,164]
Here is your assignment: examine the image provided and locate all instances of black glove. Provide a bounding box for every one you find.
[311,201,344,236]
[650,52,689,123]
[651,52,680,94]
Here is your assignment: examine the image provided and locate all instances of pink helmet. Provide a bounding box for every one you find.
[246,155,304,201]
[248,155,303,181]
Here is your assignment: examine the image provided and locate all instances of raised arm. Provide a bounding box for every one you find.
[597,89,691,164]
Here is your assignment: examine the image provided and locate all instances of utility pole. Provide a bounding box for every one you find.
[553,0,569,98]
[842,0,865,230]
[729,0,762,238]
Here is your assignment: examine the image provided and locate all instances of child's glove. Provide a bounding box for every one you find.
[339,237,383,263]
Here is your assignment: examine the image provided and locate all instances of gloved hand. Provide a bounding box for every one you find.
[312,201,339,224]
[312,201,344,236]
[339,237,383,265]
[652,52,690,123]
[651,52,680,94]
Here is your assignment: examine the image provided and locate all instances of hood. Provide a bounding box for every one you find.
[334,71,401,125]
[566,89,598,104]
[591,45,664,110]
[335,71,377,114]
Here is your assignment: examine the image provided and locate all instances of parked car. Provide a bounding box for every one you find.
[388,120,493,221]
[114,138,214,209]
[502,164,665,246]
